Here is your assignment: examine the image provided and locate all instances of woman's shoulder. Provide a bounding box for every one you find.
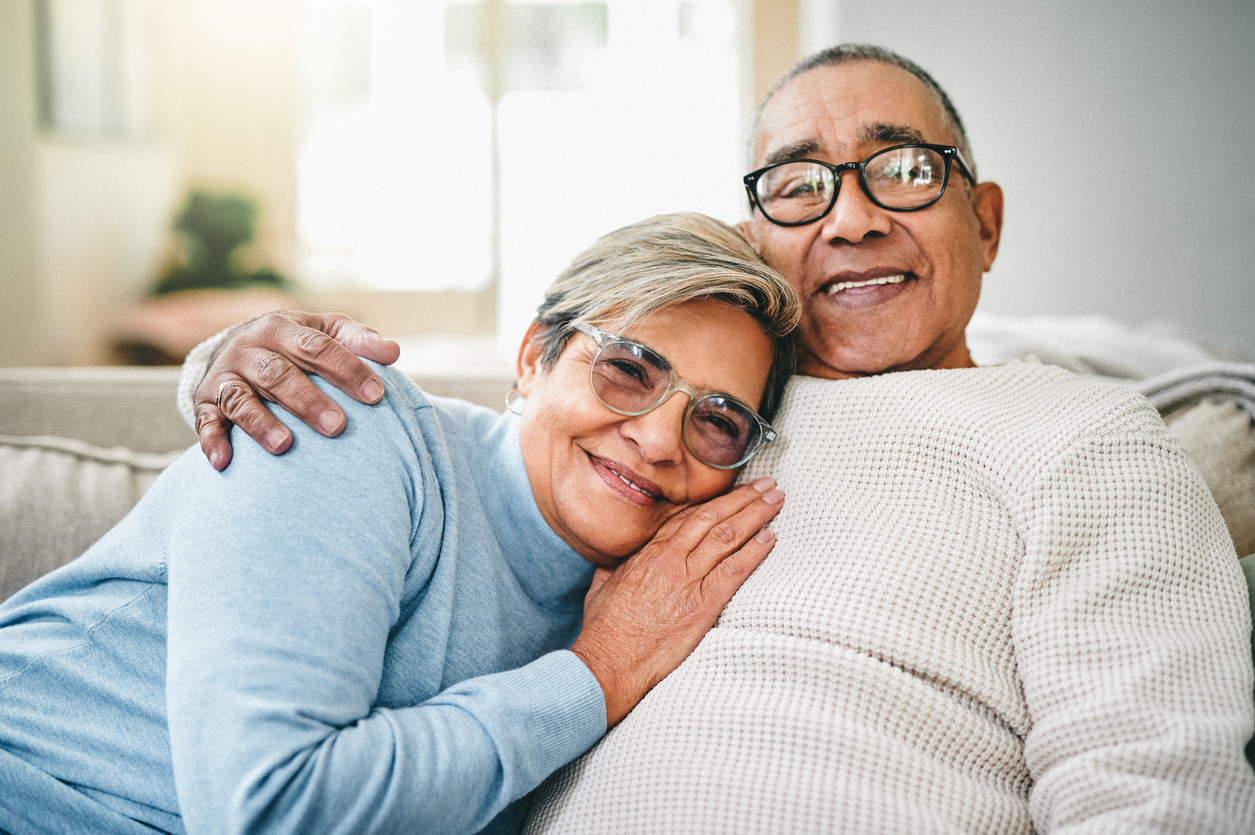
[342,364,518,476]
[369,364,509,445]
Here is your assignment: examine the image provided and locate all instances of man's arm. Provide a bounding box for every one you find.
[178,310,399,470]
[1014,425,1255,832]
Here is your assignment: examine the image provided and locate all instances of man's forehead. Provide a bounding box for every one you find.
[753,62,951,165]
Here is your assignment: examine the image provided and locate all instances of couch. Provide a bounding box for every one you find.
[2,335,1253,606]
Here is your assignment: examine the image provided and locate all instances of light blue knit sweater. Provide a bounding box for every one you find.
[0,364,604,834]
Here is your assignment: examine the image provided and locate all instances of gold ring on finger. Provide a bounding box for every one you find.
[216,380,236,410]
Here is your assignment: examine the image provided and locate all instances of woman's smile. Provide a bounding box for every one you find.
[588,453,666,506]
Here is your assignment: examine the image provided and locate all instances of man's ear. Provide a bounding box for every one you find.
[970,182,1004,272]
[515,320,546,397]
[735,219,760,252]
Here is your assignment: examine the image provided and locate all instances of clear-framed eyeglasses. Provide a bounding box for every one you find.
[572,321,778,470]
[743,143,976,227]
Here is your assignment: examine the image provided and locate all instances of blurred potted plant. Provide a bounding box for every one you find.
[113,190,297,365]
[151,191,292,295]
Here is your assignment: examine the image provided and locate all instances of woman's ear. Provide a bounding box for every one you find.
[515,321,546,397]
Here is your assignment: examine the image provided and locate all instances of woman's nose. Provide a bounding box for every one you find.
[619,394,688,465]
[820,171,893,245]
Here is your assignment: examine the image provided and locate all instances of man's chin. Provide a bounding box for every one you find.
[798,332,974,379]
[797,342,923,380]
[797,359,891,380]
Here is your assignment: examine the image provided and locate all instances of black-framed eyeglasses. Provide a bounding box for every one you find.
[743,143,976,227]
[572,322,777,469]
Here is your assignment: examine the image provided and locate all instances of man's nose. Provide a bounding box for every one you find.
[819,170,893,244]
[619,394,687,465]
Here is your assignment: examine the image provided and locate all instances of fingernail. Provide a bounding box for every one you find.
[362,380,384,401]
[319,409,343,434]
[755,527,775,543]
[208,451,222,470]
[762,489,784,504]
[265,428,288,452]
[751,477,775,491]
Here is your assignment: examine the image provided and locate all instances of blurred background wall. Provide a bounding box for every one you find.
[817,0,1255,355]
[0,0,296,367]
[0,0,1251,370]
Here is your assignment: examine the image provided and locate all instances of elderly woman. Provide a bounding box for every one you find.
[0,213,798,834]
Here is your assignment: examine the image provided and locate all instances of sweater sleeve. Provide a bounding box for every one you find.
[1012,424,1255,833]
[164,375,604,835]
[176,324,237,429]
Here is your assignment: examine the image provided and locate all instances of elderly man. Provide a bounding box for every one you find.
[181,45,1254,833]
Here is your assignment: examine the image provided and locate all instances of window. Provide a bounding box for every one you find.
[297,0,747,358]
[35,0,152,141]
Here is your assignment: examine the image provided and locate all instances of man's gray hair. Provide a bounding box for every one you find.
[532,212,800,421]
[754,44,977,180]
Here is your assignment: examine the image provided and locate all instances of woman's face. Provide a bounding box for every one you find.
[516,298,775,567]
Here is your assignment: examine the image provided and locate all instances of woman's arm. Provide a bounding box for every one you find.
[165,371,601,834]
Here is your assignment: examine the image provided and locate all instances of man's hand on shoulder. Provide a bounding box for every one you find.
[194,310,400,471]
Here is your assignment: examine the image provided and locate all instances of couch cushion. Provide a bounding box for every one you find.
[1162,399,1255,558]
[0,435,182,602]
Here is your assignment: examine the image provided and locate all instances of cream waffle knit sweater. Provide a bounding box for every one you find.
[526,362,1255,834]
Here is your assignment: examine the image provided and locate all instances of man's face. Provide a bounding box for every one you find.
[741,61,1003,379]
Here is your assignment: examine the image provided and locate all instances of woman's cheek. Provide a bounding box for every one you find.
[694,468,739,504]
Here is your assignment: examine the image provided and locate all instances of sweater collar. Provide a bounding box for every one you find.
[477,412,595,611]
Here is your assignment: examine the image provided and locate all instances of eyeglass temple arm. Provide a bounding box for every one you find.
[953,148,976,183]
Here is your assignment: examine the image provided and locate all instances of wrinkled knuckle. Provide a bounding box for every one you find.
[232,407,273,437]
[708,521,739,547]
[194,406,227,434]
[287,386,324,415]
[250,352,293,390]
[248,311,286,338]
[293,328,337,359]
[690,506,719,526]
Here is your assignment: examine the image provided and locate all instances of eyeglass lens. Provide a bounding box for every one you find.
[754,145,948,224]
[590,339,763,468]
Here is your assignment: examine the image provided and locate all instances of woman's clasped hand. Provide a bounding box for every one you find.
[572,476,784,727]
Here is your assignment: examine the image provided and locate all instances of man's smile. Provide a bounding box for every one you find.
[825,273,907,294]
[815,270,916,309]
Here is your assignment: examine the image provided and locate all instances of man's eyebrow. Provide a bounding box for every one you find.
[861,123,926,145]
[762,125,928,168]
[763,140,820,166]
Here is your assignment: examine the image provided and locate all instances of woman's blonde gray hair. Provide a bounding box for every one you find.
[531,212,800,421]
